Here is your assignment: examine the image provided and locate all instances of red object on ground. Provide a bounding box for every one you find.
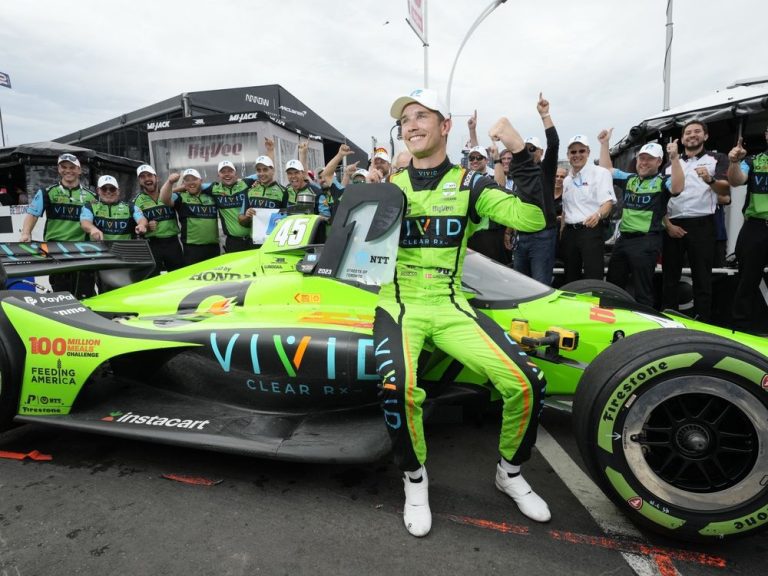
[0,449,53,461]
[161,473,222,486]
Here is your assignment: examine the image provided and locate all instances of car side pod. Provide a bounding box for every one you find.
[573,328,768,542]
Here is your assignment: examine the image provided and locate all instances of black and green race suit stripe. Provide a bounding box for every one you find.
[42,183,97,241]
[86,200,136,240]
[374,152,547,472]
[134,191,180,239]
[211,179,253,238]
[175,191,219,245]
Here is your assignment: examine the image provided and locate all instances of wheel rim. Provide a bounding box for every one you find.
[622,375,768,512]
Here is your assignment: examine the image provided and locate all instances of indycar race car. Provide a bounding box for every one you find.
[0,184,766,543]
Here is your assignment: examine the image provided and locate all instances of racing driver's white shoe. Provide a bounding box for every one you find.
[403,467,431,537]
[495,464,551,522]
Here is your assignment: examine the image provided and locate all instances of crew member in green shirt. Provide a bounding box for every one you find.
[210,160,255,253]
[239,155,288,245]
[160,169,220,266]
[133,163,184,276]
[81,175,147,241]
[20,153,97,297]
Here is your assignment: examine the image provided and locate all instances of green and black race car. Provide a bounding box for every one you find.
[0,184,766,543]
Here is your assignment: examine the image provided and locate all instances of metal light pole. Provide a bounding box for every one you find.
[406,0,430,88]
[446,0,508,114]
[0,107,6,147]
[663,0,674,111]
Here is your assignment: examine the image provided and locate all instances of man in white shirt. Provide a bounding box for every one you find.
[661,120,729,322]
[560,135,616,282]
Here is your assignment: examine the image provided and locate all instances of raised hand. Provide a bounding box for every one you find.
[489,117,523,152]
[537,92,550,116]
[667,139,680,161]
[467,109,477,130]
[597,128,613,145]
[729,137,747,163]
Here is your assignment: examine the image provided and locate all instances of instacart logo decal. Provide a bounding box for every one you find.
[101,411,210,430]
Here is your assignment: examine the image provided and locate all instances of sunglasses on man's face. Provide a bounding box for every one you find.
[526,146,538,153]
[569,149,588,155]
[101,186,118,193]
[468,155,484,162]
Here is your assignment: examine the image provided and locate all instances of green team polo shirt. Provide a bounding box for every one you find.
[134,191,180,239]
[244,181,289,210]
[612,170,671,234]
[87,201,135,240]
[211,179,252,238]
[175,191,219,245]
[743,152,768,219]
[42,184,97,241]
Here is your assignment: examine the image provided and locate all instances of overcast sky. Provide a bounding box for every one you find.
[1,0,766,164]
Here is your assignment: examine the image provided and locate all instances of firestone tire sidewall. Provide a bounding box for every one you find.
[577,331,768,542]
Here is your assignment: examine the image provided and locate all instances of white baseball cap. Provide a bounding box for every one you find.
[97,175,119,189]
[637,142,663,159]
[218,160,236,172]
[181,168,201,179]
[136,164,156,176]
[568,135,590,148]
[373,150,391,163]
[255,155,274,168]
[353,168,369,179]
[285,159,305,172]
[468,146,488,159]
[390,88,450,120]
[57,153,81,167]
[524,137,543,150]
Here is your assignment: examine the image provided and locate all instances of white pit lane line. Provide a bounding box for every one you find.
[537,425,681,576]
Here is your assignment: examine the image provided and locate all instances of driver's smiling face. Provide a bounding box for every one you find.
[399,103,450,159]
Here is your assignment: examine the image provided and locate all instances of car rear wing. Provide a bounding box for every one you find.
[0,239,156,287]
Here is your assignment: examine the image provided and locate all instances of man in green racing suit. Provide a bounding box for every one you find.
[375,89,549,537]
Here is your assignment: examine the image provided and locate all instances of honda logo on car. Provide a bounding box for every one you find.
[106,411,210,430]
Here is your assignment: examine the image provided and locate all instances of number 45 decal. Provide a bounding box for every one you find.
[273,217,310,247]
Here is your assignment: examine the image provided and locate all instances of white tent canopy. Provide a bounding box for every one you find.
[612,77,768,158]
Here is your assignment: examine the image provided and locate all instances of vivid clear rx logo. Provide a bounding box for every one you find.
[401,216,466,248]
[273,335,311,377]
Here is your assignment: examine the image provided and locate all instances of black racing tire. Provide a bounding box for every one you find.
[0,336,16,431]
[573,328,768,542]
[559,279,635,303]
[0,291,27,431]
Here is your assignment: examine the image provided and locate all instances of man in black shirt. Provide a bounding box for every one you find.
[513,93,560,284]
